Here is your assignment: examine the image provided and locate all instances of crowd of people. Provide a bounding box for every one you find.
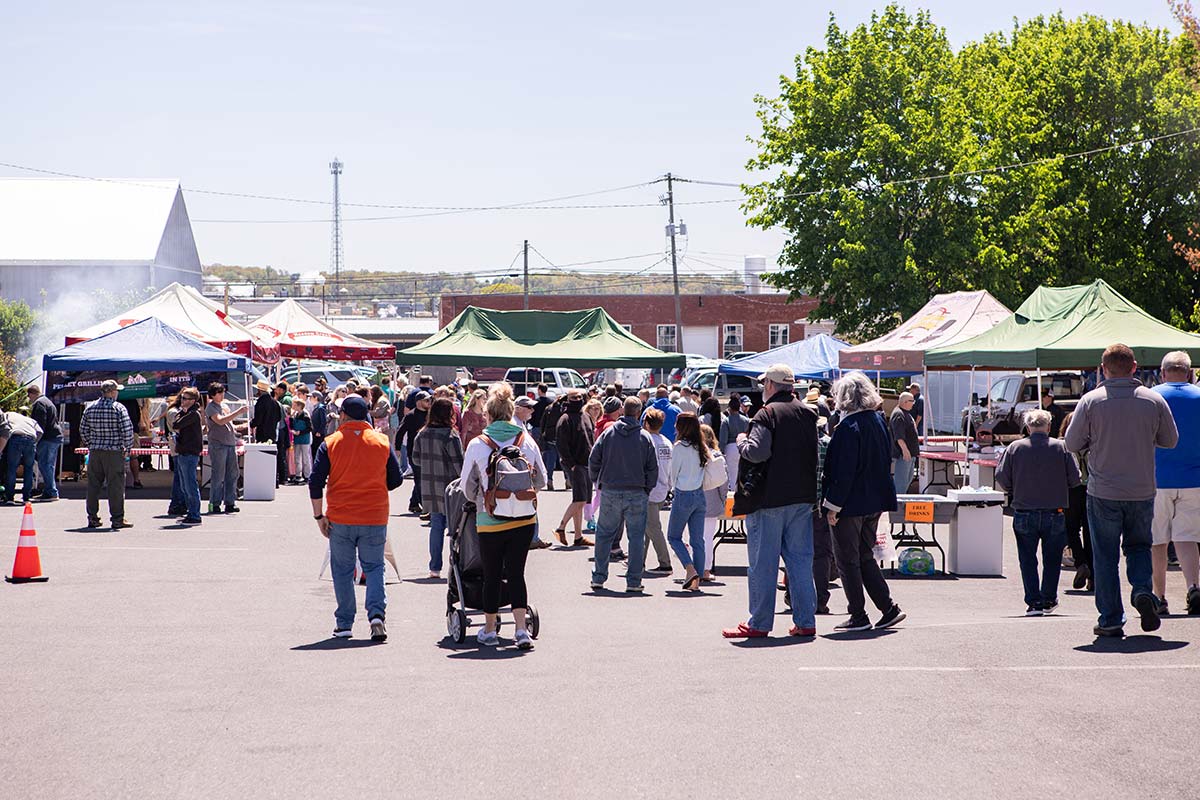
[7,340,1195,647]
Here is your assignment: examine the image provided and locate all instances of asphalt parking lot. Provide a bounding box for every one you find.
[2,481,1198,799]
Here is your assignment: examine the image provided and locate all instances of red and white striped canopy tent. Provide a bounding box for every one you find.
[66,282,281,364]
[248,298,395,361]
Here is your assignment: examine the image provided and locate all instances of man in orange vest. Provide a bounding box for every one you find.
[309,395,403,642]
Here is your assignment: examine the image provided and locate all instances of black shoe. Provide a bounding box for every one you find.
[875,604,906,629]
[1072,563,1090,590]
[167,506,185,516]
[1187,586,1200,616]
[1093,623,1125,638]
[180,516,203,525]
[610,549,626,562]
[1157,596,1170,617]
[650,563,673,573]
[224,506,240,514]
[815,605,831,615]
[528,539,552,550]
[409,504,424,515]
[419,513,431,522]
[1133,592,1161,632]
[1041,599,1059,615]
[1025,605,1044,617]
[86,520,104,529]
[370,617,387,642]
[834,618,873,632]
[111,520,133,530]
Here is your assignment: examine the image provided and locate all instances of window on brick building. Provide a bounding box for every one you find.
[769,324,790,348]
[656,324,677,352]
[722,324,743,359]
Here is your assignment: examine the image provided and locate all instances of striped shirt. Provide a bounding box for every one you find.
[80,397,134,452]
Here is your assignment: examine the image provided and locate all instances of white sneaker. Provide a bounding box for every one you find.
[332,627,352,638]
[476,628,498,647]
[515,629,534,650]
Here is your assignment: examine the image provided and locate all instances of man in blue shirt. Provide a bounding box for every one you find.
[1152,351,1200,616]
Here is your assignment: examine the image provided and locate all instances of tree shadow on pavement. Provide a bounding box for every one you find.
[1074,636,1189,654]
[291,638,386,651]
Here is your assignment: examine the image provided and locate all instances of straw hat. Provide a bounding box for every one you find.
[255,379,271,393]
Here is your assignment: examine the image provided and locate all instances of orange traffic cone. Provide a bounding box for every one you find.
[6,502,49,584]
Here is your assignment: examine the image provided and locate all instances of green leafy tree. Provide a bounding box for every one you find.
[747,5,1200,337]
[746,6,978,339]
[0,298,35,359]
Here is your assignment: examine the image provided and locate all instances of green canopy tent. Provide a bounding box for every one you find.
[925,280,1200,370]
[396,306,686,369]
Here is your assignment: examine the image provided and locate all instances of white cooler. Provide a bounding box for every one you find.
[242,442,278,501]
[947,488,1006,576]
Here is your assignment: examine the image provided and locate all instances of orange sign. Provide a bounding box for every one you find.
[904,501,934,523]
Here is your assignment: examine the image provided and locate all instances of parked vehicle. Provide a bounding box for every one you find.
[592,368,653,390]
[683,368,761,406]
[281,361,377,389]
[503,367,589,398]
[967,372,1083,436]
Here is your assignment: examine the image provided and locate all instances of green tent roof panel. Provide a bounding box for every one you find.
[925,280,1200,370]
[396,306,686,368]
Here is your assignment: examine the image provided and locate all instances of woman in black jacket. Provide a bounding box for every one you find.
[171,388,204,525]
[553,391,595,546]
[823,372,905,633]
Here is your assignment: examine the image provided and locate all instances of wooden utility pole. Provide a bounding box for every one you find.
[523,239,530,310]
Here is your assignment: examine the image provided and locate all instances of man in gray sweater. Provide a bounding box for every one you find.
[588,396,659,593]
[1065,343,1179,637]
[995,409,1081,616]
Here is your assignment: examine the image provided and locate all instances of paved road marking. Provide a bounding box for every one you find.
[795,664,1199,673]
[38,545,250,552]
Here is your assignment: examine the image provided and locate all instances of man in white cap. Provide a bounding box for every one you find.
[724,363,820,638]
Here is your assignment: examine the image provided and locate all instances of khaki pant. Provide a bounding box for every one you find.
[86,449,126,525]
[641,500,672,570]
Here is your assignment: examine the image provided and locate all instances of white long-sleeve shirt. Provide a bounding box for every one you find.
[669,441,704,491]
[648,432,672,503]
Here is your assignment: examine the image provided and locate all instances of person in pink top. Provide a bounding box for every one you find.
[460,388,487,446]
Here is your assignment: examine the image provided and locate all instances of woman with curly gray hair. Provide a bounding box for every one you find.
[822,372,906,632]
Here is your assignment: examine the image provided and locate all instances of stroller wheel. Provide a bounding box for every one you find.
[447,609,467,643]
[527,604,540,639]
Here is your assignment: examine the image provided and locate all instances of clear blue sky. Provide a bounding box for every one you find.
[2,1,1180,280]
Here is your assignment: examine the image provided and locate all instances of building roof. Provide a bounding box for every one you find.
[0,178,184,262]
[325,316,441,337]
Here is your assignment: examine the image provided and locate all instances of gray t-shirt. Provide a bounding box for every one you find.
[889,406,919,460]
[205,400,238,446]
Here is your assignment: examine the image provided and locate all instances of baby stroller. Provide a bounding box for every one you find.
[444,478,541,643]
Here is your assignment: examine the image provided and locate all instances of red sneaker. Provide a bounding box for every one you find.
[722,623,769,639]
[789,625,817,637]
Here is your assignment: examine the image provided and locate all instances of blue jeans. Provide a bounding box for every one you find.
[893,457,914,496]
[4,435,36,502]
[429,511,447,572]
[541,443,559,482]
[176,454,201,520]
[1087,496,1155,629]
[592,489,648,588]
[666,487,707,574]
[208,443,239,508]
[35,439,61,498]
[1012,509,1066,607]
[170,456,185,509]
[747,502,815,631]
[329,522,387,628]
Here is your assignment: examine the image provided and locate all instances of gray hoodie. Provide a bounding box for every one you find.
[1064,377,1178,501]
[588,415,658,494]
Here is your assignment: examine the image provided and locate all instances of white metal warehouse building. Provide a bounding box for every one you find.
[0,178,202,309]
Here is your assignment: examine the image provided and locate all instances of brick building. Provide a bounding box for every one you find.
[439,292,823,359]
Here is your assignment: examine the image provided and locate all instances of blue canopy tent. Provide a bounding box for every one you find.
[43,317,250,373]
[43,317,252,404]
[718,334,854,380]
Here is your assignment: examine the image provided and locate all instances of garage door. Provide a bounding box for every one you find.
[681,326,718,358]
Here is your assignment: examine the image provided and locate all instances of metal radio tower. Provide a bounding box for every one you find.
[329,158,344,299]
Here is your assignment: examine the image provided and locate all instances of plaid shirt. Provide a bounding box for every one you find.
[411,426,464,515]
[816,434,830,500]
[80,397,134,452]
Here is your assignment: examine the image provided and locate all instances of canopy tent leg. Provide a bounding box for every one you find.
[966,366,976,443]
[1037,367,1043,405]
[922,366,929,444]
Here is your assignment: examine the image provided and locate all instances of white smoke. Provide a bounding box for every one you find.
[18,267,156,387]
